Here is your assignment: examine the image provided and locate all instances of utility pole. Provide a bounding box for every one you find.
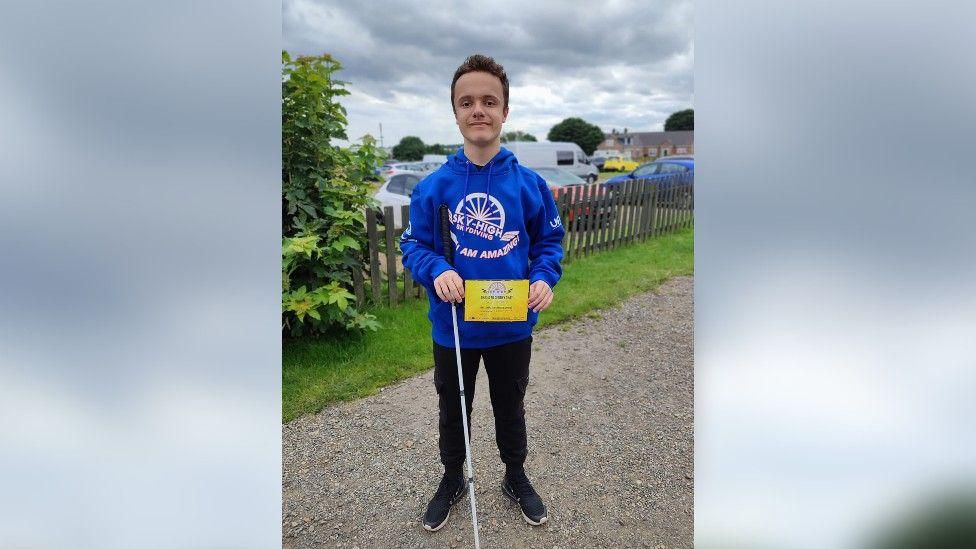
[379,123,384,149]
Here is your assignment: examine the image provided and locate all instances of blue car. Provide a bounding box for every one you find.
[604,158,694,206]
[604,158,694,186]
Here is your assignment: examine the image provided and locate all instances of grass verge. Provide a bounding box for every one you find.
[282,227,693,422]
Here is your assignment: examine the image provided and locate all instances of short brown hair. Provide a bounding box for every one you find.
[451,54,509,113]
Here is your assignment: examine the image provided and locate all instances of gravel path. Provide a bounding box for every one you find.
[283,276,693,549]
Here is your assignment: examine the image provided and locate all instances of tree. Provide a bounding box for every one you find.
[392,136,426,160]
[425,143,449,155]
[501,130,537,143]
[281,51,379,336]
[547,117,604,155]
[664,109,694,131]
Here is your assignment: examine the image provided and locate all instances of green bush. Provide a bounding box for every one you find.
[281,51,379,336]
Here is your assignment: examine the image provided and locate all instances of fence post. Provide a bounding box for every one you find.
[663,178,673,233]
[598,184,610,252]
[683,177,691,229]
[671,177,679,232]
[577,184,589,256]
[641,181,654,241]
[636,180,648,241]
[628,179,640,245]
[366,209,382,305]
[571,185,583,260]
[352,259,365,306]
[650,182,659,238]
[383,206,398,306]
[611,180,625,249]
[669,177,678,232]
[586,184,600,254]
[635,180,646,241]
[672,177,680,232]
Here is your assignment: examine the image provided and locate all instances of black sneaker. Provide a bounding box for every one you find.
[422,474,467,532]
[502,470,548,525]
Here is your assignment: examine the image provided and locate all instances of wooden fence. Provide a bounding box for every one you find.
[352,175,694,307]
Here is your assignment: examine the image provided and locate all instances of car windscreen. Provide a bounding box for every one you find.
[533,168,582,186]
[633,164,661,177]
[659,163,688,173]
[387,174,407,195]
[403,175,421,196]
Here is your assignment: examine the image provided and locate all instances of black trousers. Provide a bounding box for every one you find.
[433,336,532,472]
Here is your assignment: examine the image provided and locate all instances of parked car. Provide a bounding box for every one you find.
[591,156,607,170]
[604,158,695,207]
[530,166,586,195]
[380,161,430,180]
[374,159,400,178]
[604,158,695,185]
[372,171,429,227]
[603,156,640,172]
[530,166,610,225]
[506,141,599,183]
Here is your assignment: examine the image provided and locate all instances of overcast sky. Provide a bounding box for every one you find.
[283,0,693,149]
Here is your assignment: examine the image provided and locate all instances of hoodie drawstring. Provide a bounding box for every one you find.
[462,160,471,211]
[486,160,493,202]
[461,157,493,205]
[457,156,495,252]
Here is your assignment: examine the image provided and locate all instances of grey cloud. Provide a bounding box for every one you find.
[284,0,693,141]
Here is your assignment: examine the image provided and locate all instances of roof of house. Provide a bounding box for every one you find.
[605,130,694,147]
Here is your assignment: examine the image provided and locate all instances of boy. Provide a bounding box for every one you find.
[400,54,565,531]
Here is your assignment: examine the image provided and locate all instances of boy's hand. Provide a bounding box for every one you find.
[434,270,465,304]
[527,280,553,313]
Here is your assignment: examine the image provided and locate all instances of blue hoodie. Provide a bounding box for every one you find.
[400,146,565,349]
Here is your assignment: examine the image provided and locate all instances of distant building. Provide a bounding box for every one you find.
[599,129,694,160]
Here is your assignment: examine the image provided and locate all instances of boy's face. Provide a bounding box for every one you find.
[452,71,508,148]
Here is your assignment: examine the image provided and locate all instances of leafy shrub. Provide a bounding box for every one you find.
[281,51,379,336]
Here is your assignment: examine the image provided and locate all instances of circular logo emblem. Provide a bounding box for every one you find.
[454,193,506,241]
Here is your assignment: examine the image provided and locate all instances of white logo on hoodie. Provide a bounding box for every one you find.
[452,193,521,260]
[452,193,506,241]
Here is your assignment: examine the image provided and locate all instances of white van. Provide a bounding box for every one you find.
[505,141,599,183]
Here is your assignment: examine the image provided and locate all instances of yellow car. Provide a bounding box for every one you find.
[603,156,640,172]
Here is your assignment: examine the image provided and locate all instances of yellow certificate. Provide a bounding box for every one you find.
[464,279,529,322]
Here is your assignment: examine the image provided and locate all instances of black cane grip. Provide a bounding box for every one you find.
[439,204,454,266]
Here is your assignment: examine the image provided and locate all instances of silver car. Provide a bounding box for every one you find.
[380,161,431,180]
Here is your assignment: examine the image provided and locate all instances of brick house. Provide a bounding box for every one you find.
[598,129,694,160]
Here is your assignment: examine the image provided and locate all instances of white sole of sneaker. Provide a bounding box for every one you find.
[520,510,548,526]
[502,483,548,526]
[422,509,450,532]
[422,484,467,532]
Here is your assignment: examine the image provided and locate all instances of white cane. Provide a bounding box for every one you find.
[439,204,481,549]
